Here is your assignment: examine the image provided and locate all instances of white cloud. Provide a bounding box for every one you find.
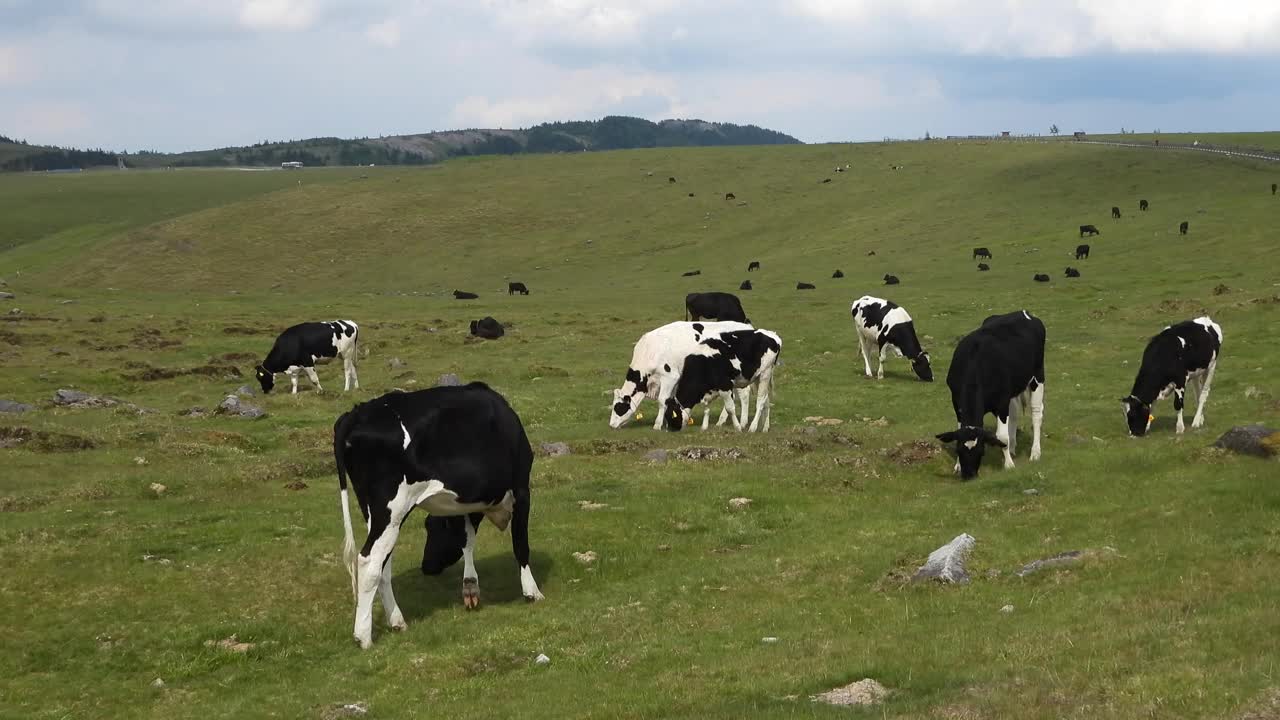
[450,66,680,127]
[364,18,401,47]
[0,45,28,86]
[239,0,319,31]
[474,0,682,46]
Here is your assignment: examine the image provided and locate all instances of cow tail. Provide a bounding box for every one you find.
[334,410,359,601]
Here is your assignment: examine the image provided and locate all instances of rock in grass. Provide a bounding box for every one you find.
[572,551,597,565]
[1213,425,1280,458]
[1014,548,1118,577]
[150,678,165,689]
[534,653,551,665]
[912,533,975,584]
[234,385,257,398]
[811,678,890,706]
[541,441,571,457]
[436,373,462,387]
[149,483,167,496]
[0,292,13,300]
[0,399,33,414]
[216,394,266,419]
[728,497,753,511]
[643,449,669,464]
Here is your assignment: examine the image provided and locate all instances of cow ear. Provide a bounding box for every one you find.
[982,430,1006,448]
[935,431,958,443]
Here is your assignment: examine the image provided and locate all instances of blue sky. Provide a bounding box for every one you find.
[2,0,1278,151]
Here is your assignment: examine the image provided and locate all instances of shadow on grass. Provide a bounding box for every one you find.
[392,547,557,621]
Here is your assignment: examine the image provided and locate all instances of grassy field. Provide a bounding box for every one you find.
[2,139,1279,719]
[1089,132,1280,152]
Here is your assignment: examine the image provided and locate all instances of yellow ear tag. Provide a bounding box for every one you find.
[636,412,644,420]
[687,417,695,426]
[1149,415,1155,422]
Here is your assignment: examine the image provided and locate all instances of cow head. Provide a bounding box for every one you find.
[609,369,647,428]
[1120,396,1154,437]
[421,515,466,575]
[662,397,691,431]
[254,365,275,394]
[935,426,1005,480]
[911,351,934,382]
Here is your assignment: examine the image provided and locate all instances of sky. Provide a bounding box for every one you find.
[2,0,1279,152]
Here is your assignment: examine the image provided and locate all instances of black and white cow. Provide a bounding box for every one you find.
[610,321,752,430]
[1075,244,1090,259]
[1080,224,1100,237]
[1064,267,1081,278]
[1121,317,1222,436]
[935,310,1046,480]
[973,247,992,260]
[334,383,543,649]
[883,274,900,285]
[851,296,932,381]
[508,282,529,295]
[662,327,782,433]
[1179,221,1189,235]
[685,292,750,323]
[255,320,360,394]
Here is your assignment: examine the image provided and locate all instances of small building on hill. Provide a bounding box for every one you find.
[281,161,304,169]
[1073,131,1087,140]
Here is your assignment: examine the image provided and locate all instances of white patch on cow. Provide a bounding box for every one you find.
[1177,336,1186,349]
[730,357,742,372]
[1022,310,1032,320]
[963,438,978,449]
[400,422,411,449]
[1193,316,1223,344]
[1156,382,1176,401]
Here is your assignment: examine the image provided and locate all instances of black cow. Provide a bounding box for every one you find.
[1121,317,1222,437]
[977,263,990,272]
[469,317,504,339]
[685,292,749,323]
[682,270,702,277]
[1064,267,1080,278]
[1139,199,1149,211]
[255,320,359,395]
[747,261,761,272]
[1033,273,1050,282]
[508,282,529,295]
[453,290,478,300]
[1112,206,1122,219]
[668,176,676,183]
[832,269,845,279]
[821,178,832,184]
[935,310,1046,479]
[662,327,782,433]
[883,274,900,286]
[851,296,932,381]
[866,250,876,256]
[725,192,736,201]
[688,193,695,198]
[1179,221,1189,235]
[739,280,752,291]
[796,282,816,290]
[1080,225,1100,237]
[1075,244,1090,260]
[1272,183,1277,195]
[973,247,992,260]
[334,383,543,648]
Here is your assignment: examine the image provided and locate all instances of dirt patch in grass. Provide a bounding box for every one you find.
[0,494,50,512]
[130,328,183,350]
[884,439,941,465]
[213,352,257,363]
[0,426,97,452]
[581,437,655,455]
[222,325,271,336]
[0,329,21,345]
[1237,687,1280,720]
[459,650,526,677]
[122,362,242,382]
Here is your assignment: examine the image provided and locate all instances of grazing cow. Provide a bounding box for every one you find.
[821,178,832,184]
[1139,199,1149,211]
[883,274,900,286]
[662,327,782,433]
[1272,183,1277,195]
[1033,273,1050,283]
[973,247,992,260]
[255,320,359,395]
[725,192,736,200]
[1179,221,1189,235]
[832,269,845,279]
[682,270,702,277]
[610,321,753,431]
[1064,267,1081,278]
[685,292,750,324]
[935,310,1046,479]
[668,176,676,184]
[1075,244,1090,260]
[469,317,504,339]
[747,261,761,272]
[739,280,752,291]
[687,192,695,197]
[851,295,932,381]
[508,282,529,295]
[1112,206,1122,219]
[866,250,876,256]
[333,383,543,648]
[453,290,478,300]
[977,263,990,272]
[796,282,816,290]
[1121,317,1222,437]
[1080,225,1100,237]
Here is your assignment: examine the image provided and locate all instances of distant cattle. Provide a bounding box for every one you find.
[851,296,932,381]
[453,290,478,300]
[1033,273,1050,283]
[883,274,900,286]
[977,263,990,272]
[334,383,543,648]
[747,261,760,272]
[255,320,360,395]
[796,282,816,290]
[725,192,736,200]
[1075,244,1090,260]
[682,270,702,277]
[935,310,1046,479]
[1179,221,1189,235]
[687,192,695,197]
[973,247,992,260]
[1111,206,1122,219]
[821,178,832,184]
[469,317,504,339]
[834,166,845,173]
[508,282,529,295]
[866,250,876,256]
[1064,267,1080,278]
[685,292,749,324]
[662,327,782,433]
[668,176,676,183]
[1139,199,1149,211]
[832,269,845,279]
[1121,317,1222,437]
[1079,225,1100,237]
[739,280,752,291]
[1272,183,1277,195]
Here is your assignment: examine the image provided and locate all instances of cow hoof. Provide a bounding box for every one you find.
[524,590,545,602]
[355,635,372,650]
[1191,417,1205,429]
[462,577,480,610]
[1029,449,1041,462]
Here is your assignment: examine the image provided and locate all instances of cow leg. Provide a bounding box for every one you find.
[287,368,300,394]
[1173,382,1188,434]
[1192,362,1215,428]
[511,489,544,602]
[995,412,1015,469]
[736,386,751,430]
[653,375,675,430]
[1005,398,1020,457]
[1028,382,1045,461]
[354,502,407,649]
[304,366,323,392]
[876,341,890,379]
[749,372,773,433]
[343,353,359,391]
[377,547,407,632]
[856,333,875,378]
[461,514,481,609]
[700,397,713,430]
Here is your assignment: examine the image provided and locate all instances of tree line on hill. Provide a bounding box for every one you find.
[1,133,120,172]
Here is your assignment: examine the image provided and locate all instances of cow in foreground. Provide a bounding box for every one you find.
[973,247,992,260]
[851,296,932,381]
[935,310,1046,480]
[1075,244,1090,260]
[686,292,749,323]
[333,383,543,648]
[1080,225,1100,237]
[662,327,782,433]
[1121,317,1222,436]
[255,320,359,394]
[610,321,752,430]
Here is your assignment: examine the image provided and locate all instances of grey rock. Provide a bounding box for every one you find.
[179,407,208,417]
[912,533,975,584]
[1015,550,1084,577]
[0,292,14,300]
[54,389,110,407]
[216,394,266,419]
[811,679,890,707]
[999,604,1015,614]
[0,399,33,414]
[643,448,669,464]
[1023,488,1040,495]
[1213,425,1280,458]
[235,385,257,397]
[387,357,407,369]
[541,441,572,457]
[8,307,21,315]
[436,373,462,387]
[673,446,746,461]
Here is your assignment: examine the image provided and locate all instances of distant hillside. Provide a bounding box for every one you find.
[0,134,120,172]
